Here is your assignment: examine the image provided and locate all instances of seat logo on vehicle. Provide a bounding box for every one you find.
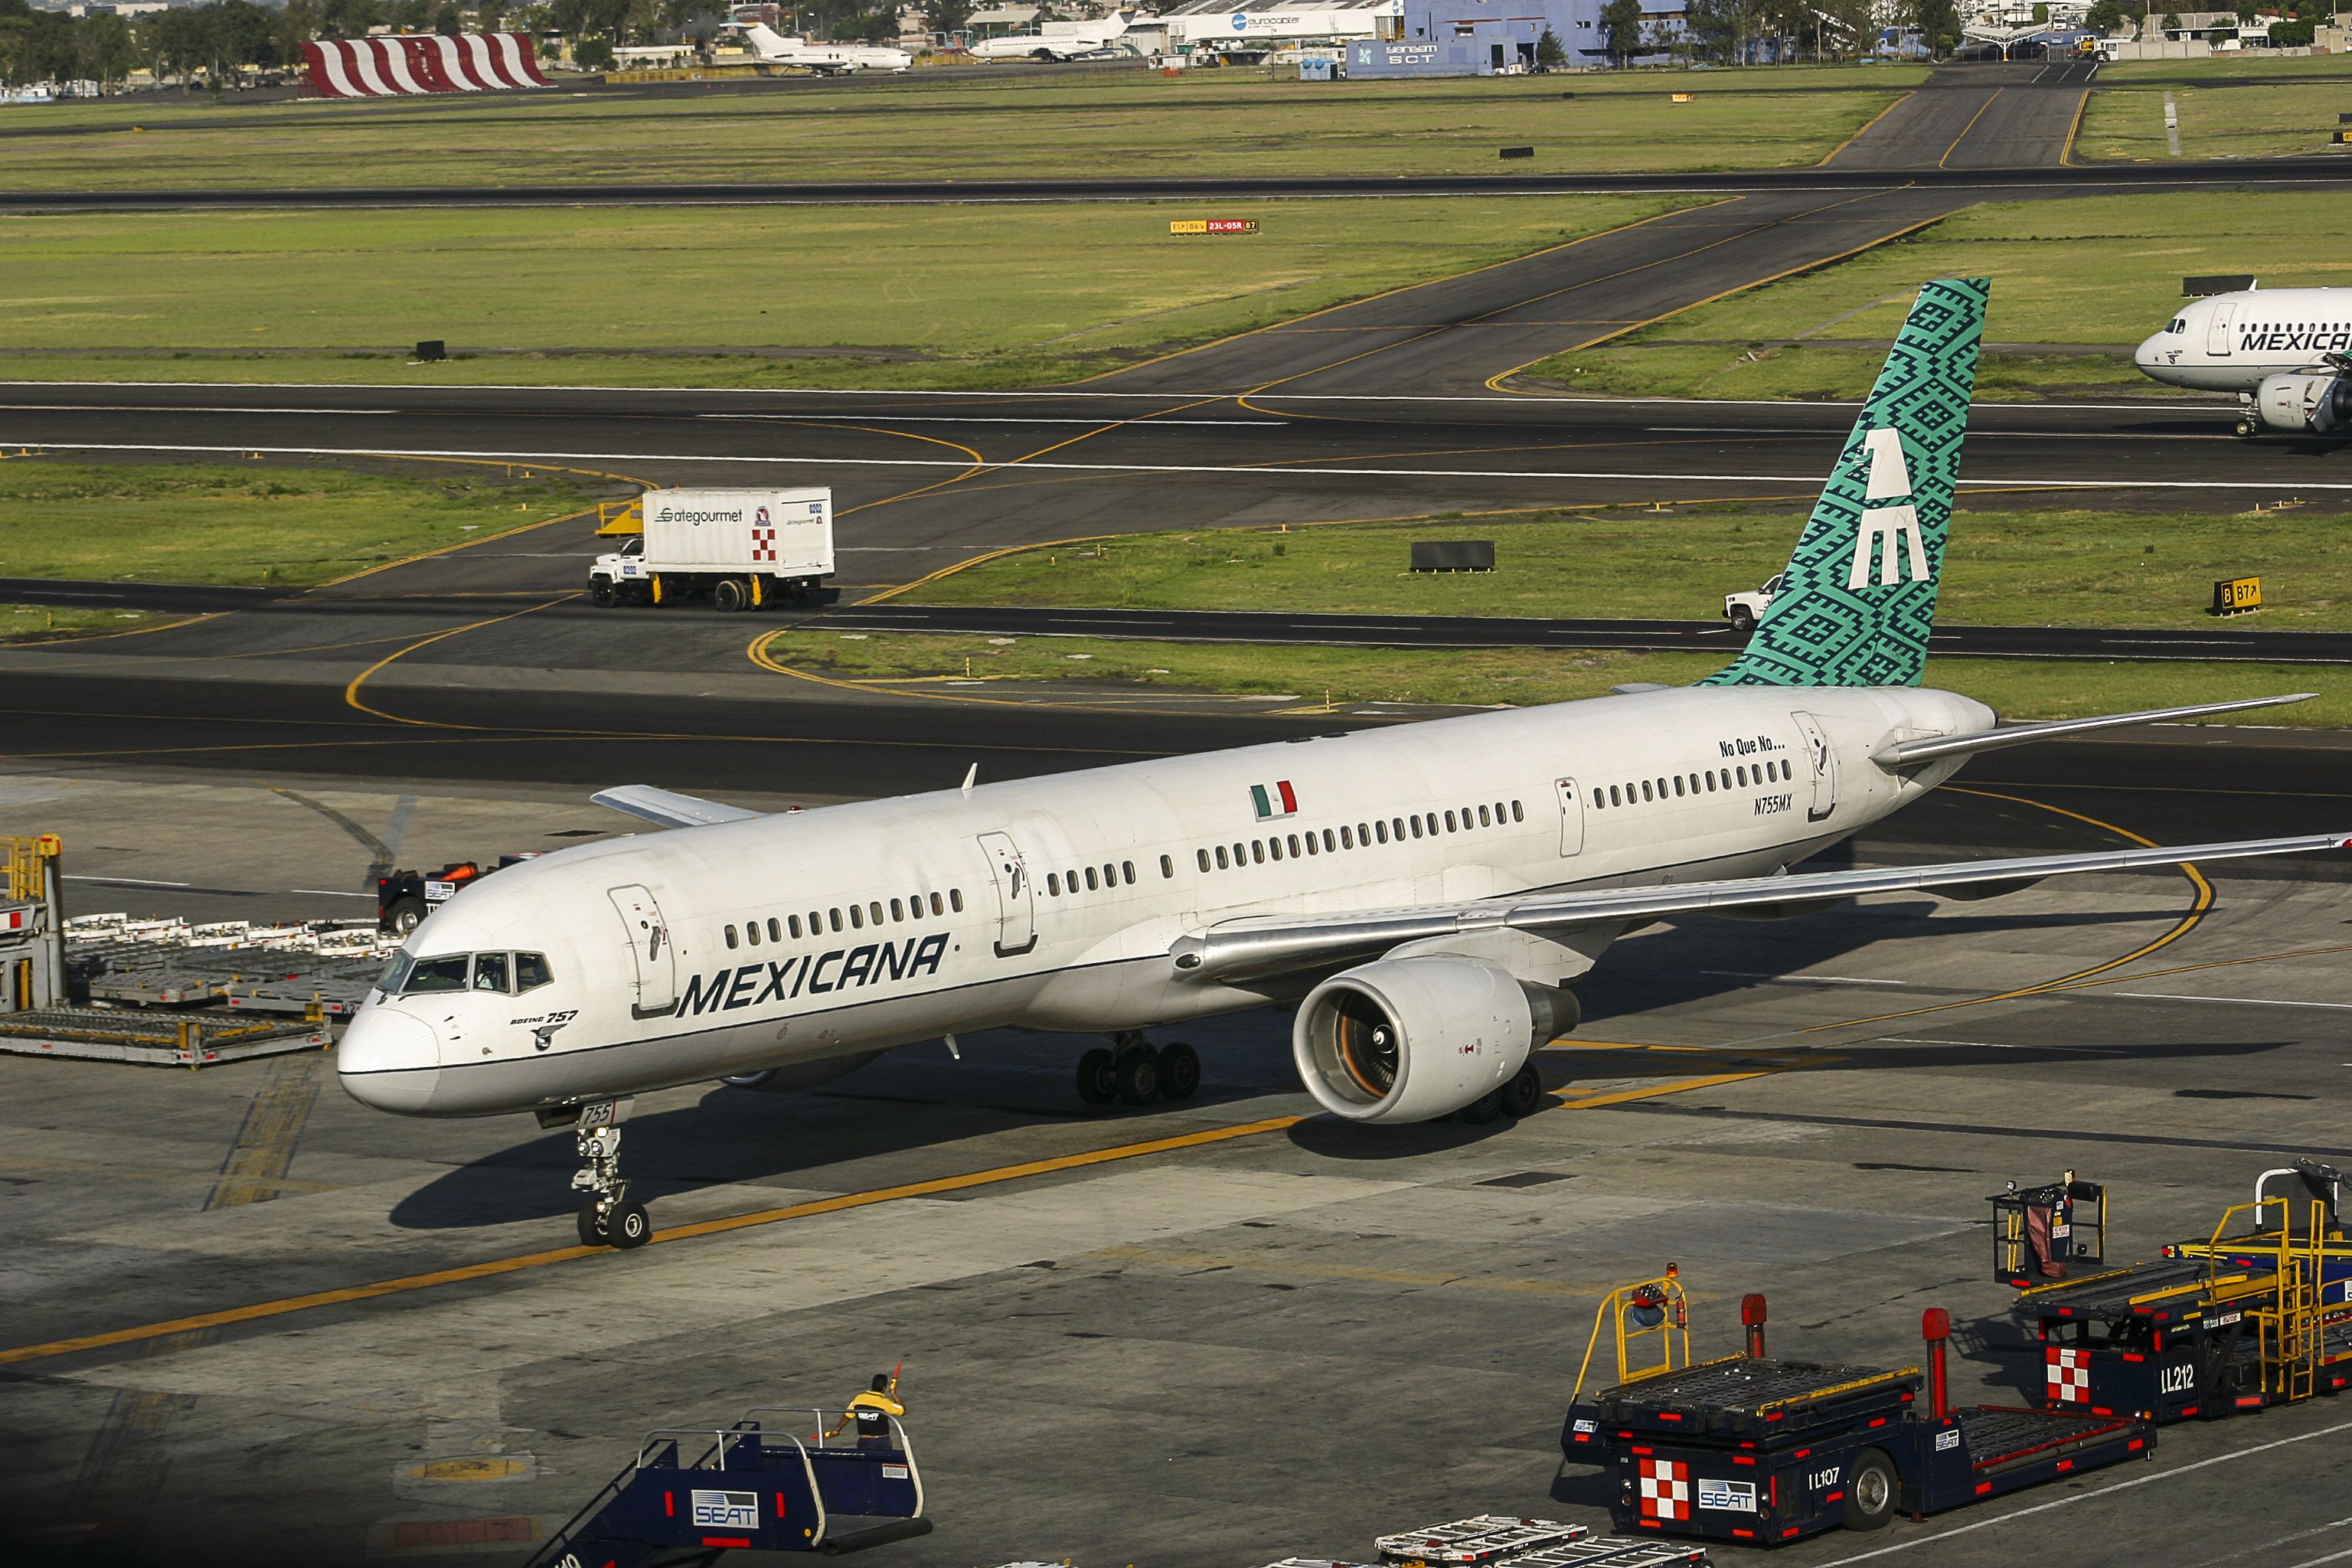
[677,933,950,1018]
[690,1489,758,1528]
[1849,426,1928,590]
[1696,1477,1756,1513]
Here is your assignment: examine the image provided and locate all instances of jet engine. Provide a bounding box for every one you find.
[1292,956,1572,1124]
[2254,372,2352,435]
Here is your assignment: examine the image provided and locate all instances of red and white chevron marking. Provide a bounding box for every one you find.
[2045,1345,2091,1405]
[1636,1456,1691,1522]
[301,34,550,99]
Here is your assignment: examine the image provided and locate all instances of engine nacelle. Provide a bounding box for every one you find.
[1292,956,1566,1124]
[2255,372,2352,434]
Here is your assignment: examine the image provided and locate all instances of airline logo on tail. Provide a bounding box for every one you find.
[1849,427,1927,590]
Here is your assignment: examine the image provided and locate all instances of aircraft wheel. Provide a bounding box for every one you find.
[1158,1041,1200,1100]
[607,1201,652,1250]
[1115,1046,1161,1106]
[577,1200,609,1247]
[1457,1089,1504,1125]
[1076,1047,1118,1106]
[1501,1061,1545,1119]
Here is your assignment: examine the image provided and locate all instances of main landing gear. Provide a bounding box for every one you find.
[1456,1061,1548,1125]
[567,1099,651,1250]
[1075,1032,1200,1109]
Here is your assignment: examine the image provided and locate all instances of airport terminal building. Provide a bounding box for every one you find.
[1348,0,1687,73]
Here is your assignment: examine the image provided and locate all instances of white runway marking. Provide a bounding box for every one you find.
[288,888,374,899]
[2112,991,2352,1010]
[697,413,1287,426]
[64,874,192,889]
[10,439,2332,493]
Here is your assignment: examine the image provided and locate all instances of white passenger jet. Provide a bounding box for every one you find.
[343,277,2344,1250]
[2135,282,2352,436]
[968,15,1132,60]
[725,21,911,73]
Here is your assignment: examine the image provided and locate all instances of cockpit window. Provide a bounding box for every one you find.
[377,952,414,995]
[403,955,471,995]
[473,952,511,993]
[516,952,554,991]
[2170,318,2187,333]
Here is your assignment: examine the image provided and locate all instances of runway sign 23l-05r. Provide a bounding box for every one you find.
[1170,219,1261,236]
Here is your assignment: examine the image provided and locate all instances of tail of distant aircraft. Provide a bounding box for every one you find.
[1702,276,1988,690]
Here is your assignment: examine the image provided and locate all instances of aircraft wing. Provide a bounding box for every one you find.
[1169,831,2350,985]
[1874,694,2313,768]
[590,786,762,831]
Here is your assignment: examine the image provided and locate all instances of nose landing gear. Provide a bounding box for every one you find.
[563,1099,651,1250]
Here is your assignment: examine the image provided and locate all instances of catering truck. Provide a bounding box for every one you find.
[588,486,834,612]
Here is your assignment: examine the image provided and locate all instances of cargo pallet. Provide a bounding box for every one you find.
[1560,1273,2154,1547]
[2011,1161,2352,1423]
[524,1406,929,1567]
[1260,1514,1707,1568]
[0,1005,329,1067]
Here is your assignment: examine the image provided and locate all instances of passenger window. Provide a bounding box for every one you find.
[1197,848,1211,872]
[767,918,781,942]
[1048,872,1061,897]
[1085,867,1099,890]
[849,906,863,930]
[1736,766,1748,786]
[1252,841,1266,864]
[1161,854,1174,878]
[1392,817,1406,841]
[515,952,553,991]
[869,902,883,926]
[1593,789,1605,809]
[1106,863,1118,887]
[1216,844,1230,869]
[1351,824,1364,847]
[1305,833,1318,856]
[1409,817,1423,839]
[1673,777,1684,797]
[1511,800,1523,822]
[1375,821,1389,844]
[1641,781,1652,802]
[725,925,740,949]
[829,908,843,933]
[402,954,469,995]
[1444,811,1456,832]
[1480,805,1492,826]
[890,899,904,922]
[746,922,761,946]
[1122,861,1135,885]
[930,893,944,916]
[950,889,964,913]
[790,915,803,939]
[1282,836,1296,858]
[1323,828,1336,852]
[1270,838,1285,861]
[472,952,510,992]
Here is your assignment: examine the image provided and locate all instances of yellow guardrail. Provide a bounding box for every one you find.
[597,498,645,536]
[3,836,60,903]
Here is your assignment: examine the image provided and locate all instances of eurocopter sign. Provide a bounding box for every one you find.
[1172,2,1399,43]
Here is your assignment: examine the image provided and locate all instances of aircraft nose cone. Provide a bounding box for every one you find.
[338,1008,442,1113]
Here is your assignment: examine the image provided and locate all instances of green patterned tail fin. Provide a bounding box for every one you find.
[1701,276,1988,689]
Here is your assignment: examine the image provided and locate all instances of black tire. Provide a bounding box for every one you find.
[607,1200,652,1250]
[1842,1448,1898,1531]
[1729,606,1756,634]
[386,896,426,936]
[590,581,619,607]
[1158,1041,1200,1100]
[576,1201,608,1247]
[713,577,749,613]
[1076,1047,1118,1106]
[1457,1089,1504,1125]
[1115,1047,1161,1106]
[1501,1061,1544,1119]
[1031,47,1055,60]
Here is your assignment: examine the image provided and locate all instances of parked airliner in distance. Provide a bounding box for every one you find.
[723,22,911,73]
[341,278,2347,1250]
[2135,281,2352,436]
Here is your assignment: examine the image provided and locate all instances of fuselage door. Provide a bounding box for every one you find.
[1791,713,1836,824]
[1554,776,1586,856]
[608,883,677,1018]
[976,831,1037,958]
[2207,299,2237,358]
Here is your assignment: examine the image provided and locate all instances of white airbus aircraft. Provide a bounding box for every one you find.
[2134,282,2352,436]
[343,277,2345,1250]
[968,15,1132,60]
[727,21,911,73]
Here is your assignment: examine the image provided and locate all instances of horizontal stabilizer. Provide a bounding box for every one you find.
[1873,693,2314,768]
[1170,831,2350,984]
[591,785,761,831]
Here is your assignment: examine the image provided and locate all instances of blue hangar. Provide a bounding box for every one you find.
[1347,0,1687,74]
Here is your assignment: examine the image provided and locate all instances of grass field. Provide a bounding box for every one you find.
[0,460,597,587]
[0,604,158,642]
[770,630,2352,725]
[911,505,2352,630]
[2078,51,2352,161]
[0,195,1696,387]
[1515,188,2352,400]
[0,67,1921,190]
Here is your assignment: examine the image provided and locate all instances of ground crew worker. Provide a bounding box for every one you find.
[825,1373,905,1447]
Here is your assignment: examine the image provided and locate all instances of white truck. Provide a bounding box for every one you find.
[1723,570,1784,633]
[589,486,834,612]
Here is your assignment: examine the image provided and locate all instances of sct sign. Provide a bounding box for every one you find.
[1170,218,1260,236]
[691,1489,758,1529]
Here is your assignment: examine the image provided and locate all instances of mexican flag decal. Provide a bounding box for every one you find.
[1251,780,1298,820]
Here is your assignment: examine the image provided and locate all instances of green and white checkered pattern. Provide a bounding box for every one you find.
[1702,276,1988,690]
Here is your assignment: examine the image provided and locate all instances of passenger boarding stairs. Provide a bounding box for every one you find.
[526,1407,929,1567]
